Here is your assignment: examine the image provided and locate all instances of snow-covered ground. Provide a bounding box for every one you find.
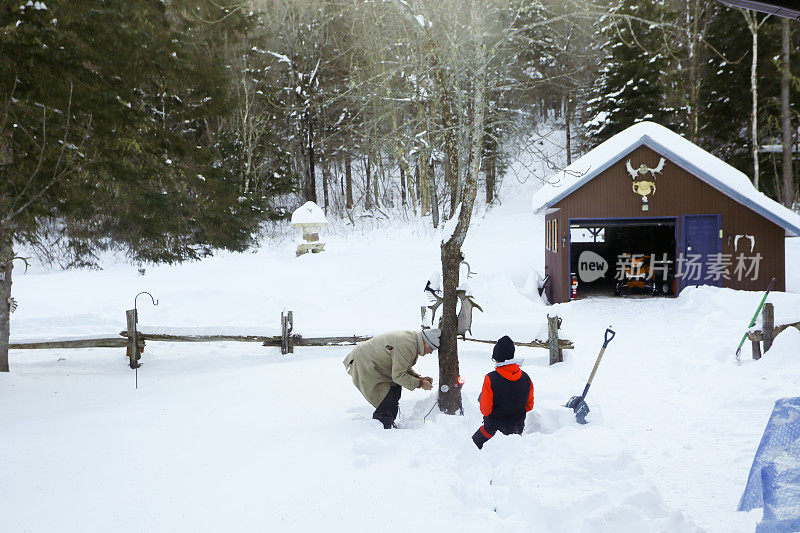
[3,129,800,532]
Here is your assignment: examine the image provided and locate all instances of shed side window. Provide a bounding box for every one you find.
[554,219,558,253]
[546,220,552,251]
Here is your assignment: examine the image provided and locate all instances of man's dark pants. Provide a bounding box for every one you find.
[373,384,402,429]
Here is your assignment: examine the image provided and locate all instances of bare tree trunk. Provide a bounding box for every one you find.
[687,0,700,142]
[438,5,487,415]
[438,237,462,413]
[439,83,459,218]
[740,9,767,188]
[749,24,759,189]
[373,153,381,208]
[419,153,431,216]
[0,232,12,372]
[415,162,421,208]
[306,112,318,202]
[390,105,408,207]
[402,156,415,213]
[399,162,407,206]
[429,158,439,228]
[484,125,497,203]
[565,98,572,166]
[364,155,372,210]
[322,159,330,211]
[485,156,495,204]
[345,152,353,210]
[295,119,309,198]
[781,18,795,208]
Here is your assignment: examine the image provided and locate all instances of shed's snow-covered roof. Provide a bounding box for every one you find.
[531,121,800,237]
[291,201,328,225]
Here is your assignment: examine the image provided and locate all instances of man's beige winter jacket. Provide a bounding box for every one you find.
[343,330,424,407]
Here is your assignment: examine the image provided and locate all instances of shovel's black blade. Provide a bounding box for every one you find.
[574,400,590,424]
[565,395,582,409]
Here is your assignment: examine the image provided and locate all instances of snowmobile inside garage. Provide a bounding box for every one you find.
[569,219,677,298]
[532,122,800,304]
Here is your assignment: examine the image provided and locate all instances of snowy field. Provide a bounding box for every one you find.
[3,131,800,532]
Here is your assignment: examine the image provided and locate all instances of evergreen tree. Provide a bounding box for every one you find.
[584,0,674,145]
[0,0,293,371]
[755,16,799,202]
[697,5,797,199]
[697,4,752,172]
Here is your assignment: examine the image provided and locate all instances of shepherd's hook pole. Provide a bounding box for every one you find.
[133,292,158,389]
[135,292,159,313]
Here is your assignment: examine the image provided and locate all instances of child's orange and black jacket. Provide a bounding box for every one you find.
[478,363,533,435]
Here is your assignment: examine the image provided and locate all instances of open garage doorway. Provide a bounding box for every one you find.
[569,218,677,299]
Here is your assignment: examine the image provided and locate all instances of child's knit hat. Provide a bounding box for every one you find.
[492,335,515,362]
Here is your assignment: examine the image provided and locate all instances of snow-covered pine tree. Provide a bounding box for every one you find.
[0,0,293,372]
[583,0,673,146]
[698,3,753,172]
[697,4,795,201]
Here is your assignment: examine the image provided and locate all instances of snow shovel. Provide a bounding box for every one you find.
[565,327,615,424]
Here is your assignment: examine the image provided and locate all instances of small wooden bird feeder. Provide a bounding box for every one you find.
[291,201,329,256]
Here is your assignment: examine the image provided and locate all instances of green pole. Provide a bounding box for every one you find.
[735,277,776,362]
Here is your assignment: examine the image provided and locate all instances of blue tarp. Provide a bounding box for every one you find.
[739,398,800,533]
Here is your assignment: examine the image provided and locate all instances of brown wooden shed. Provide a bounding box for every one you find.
[532,122,800,304]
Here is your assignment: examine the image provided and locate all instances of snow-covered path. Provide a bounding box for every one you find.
[1,339,699,532]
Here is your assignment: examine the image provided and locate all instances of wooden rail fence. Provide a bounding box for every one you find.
[10,309,574,368]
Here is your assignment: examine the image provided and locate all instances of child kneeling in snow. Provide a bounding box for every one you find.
[472,336,534,449]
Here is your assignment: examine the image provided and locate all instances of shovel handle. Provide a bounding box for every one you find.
[586,328,615,389]
[603,328,616,348]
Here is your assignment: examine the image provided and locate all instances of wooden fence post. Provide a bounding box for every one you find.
[548,314,562,365]
[126,309,140,369]
[286,311,294,353]
[281,311,294,355]
[763,303,775,353]
[281,312,287,354]
[752,339,762,360]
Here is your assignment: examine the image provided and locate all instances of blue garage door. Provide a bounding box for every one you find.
[682,214,721,288]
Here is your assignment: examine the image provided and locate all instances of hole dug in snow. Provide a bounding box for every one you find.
[525,406,603,434]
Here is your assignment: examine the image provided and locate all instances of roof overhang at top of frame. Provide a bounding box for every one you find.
[716,0,800,20]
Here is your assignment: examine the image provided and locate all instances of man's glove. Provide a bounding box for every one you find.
[419,378,433,391]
